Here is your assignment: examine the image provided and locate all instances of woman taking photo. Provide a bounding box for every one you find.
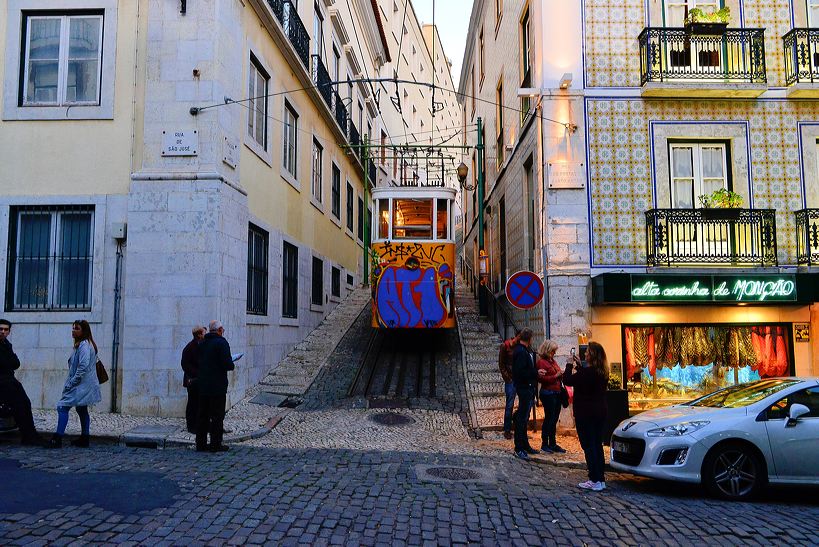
[563,341,609,491]
[536,339,565,454]
[48,320,101,448]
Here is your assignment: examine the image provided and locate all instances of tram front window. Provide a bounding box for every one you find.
[393,198,432,240]
[436,199,448,240]
[378,199,390,239]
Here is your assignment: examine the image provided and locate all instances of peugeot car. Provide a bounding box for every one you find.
[610,378,819,500]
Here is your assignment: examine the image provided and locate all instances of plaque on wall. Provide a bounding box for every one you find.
[162,130,198,156]
[223,136,238,169]
[794,323,810,342]
[547,161,585,189]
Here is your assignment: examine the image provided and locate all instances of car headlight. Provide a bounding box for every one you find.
[646,421,710,437]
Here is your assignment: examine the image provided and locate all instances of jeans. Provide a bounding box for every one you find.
[196,393,226,450]
[56,405,90,436]
[539,390,561,448]
[503,382,517,432]
[575,416,606,482]
[513,388,535,452]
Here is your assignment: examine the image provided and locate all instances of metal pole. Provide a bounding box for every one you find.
[477,117,488,316]
[363,135,370,286]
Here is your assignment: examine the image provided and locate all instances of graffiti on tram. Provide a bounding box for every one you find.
[371,242,456,328]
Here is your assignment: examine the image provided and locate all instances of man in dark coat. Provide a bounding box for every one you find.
[0,319,42,445]
[195,320,235,452]
[498,329,521,439]
[511,328,538,460]
[181,325,206,434]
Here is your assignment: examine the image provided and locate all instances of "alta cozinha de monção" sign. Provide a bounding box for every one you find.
[630,275,796,303]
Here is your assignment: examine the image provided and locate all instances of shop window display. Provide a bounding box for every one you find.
[624,325,793,411]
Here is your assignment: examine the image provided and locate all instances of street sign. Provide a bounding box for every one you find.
[505,271,544,310]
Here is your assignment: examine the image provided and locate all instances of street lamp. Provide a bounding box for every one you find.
[457,162,469,186]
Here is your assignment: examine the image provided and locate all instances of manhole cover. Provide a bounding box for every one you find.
[369,412,415,426]
[425,467,481,481]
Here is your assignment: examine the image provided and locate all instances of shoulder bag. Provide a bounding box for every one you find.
[96,358,109,385]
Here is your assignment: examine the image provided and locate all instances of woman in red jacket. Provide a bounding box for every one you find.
[536,339,565,453]
[563,341,609,492]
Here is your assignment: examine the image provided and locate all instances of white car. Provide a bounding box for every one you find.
[610,378,819,500]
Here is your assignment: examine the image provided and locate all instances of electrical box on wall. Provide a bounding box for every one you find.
[111,223,127,239]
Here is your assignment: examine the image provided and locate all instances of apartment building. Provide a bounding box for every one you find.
[0,0,398,416]
[462,0,819,414]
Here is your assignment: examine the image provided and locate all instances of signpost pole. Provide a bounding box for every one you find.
[477,117,488,316]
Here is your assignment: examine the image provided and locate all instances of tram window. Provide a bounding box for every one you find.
[378,199,390,239]
[393,198,432,240]
[436,199,448,240]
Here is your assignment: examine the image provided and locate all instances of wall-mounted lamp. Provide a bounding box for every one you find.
[457,162,473,191]
[559,72,573,90]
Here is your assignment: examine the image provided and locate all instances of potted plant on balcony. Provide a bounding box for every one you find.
[685,6,730,35]
[698,188,744,220]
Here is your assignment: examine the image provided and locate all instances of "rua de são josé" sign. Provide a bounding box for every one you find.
[630,275,797,303]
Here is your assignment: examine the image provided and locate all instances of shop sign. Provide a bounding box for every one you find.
[631,275,797,303]
[794,323,810,342]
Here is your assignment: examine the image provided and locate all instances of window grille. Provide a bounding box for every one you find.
[6,205,94,311]
[282,241,298,318]
[311,256,323,305]
[247,224,268,315]
[331,266,341,298]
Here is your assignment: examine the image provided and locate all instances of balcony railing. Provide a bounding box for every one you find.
[795,208,819,265]
[311,54,333,112]
[349,121,360,158]
[638,27,767,85]
[784,28,819,85]
[368,162,376,184]
[333,90,348,134]
[645,208,777,267]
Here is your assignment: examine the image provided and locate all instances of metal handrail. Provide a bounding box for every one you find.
[459,255,519,341]
[784,28,819,86]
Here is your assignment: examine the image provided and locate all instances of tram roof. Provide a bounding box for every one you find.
[371,185,457,200]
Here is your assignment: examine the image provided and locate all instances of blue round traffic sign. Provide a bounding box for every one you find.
[505,271,544,310]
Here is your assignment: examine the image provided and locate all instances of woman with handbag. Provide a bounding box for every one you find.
[47,320,101,448]
[536,339,566,454]
[563,341,609,492]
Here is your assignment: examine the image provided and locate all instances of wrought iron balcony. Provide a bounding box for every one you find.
[638,27,767,87]
[645,208,777,267]
[349,121,360,158]
[311,54,333,112]
[281,0,310,70]
[795,209,819,265]
[784,29,819,86]
[368,161,376,183]
[333,90,348,136]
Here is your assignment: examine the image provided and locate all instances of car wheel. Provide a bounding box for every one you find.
[702,442,765,501]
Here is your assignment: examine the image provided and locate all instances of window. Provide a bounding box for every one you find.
[380,130,387,164]
[283,101,298,177]
[393,198,432,240]
[331,266,341,298]
[669,142,728,208]
[247,224,268,315]
[346,183,354,232]
[470,67,476,117]
[313,3,324,58]
[811,0,819,26]
[311,138,323,203]
[496,79,504,168]
[479,28,485,86]
[665,0,719,26]
[767,387,819,420]
[357,196,364,241]
[520,6,532,122]
[248,55,269,150]
[22,13,103,106]
[311,257,323,306]
[7,205,94,311]
[282,241,298,318]
[332,44,340,83]
[436,199,449,240]
[378,199,390,239]
[347,273,354,285]
[331,164,341,219]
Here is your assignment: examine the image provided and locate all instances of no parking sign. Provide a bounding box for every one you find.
[505,271,544,310]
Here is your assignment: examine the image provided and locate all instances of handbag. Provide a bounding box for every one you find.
[96,358,109,385]
[559,382,570,409]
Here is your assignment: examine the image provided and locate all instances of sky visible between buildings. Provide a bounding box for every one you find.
[413,0,472,85]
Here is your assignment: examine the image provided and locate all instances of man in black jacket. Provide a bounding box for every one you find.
[511,328,538,460]
[195,320,235,453]
[0,319,42,445]
[181,325,206,433]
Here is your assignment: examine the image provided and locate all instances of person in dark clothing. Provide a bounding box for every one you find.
[196,320,235,453]
[181,325,206,434]
[0,319,43,446]
[563,340,609,491]
[498,330,521,439]
[511,328,538,460]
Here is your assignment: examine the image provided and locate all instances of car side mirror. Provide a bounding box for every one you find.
[785,403,810,428]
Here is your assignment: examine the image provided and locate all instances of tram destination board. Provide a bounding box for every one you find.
[505,271,544,310]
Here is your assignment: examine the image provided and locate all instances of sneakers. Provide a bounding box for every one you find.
[578,480,595,489]
[550,444,567,454]
[514,450,530,461]
[578,480,606,491]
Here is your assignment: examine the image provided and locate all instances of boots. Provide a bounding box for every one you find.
[70,435,90,448]
[46,434,63,449]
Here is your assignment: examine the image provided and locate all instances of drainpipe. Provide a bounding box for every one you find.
[110,238,125,412]
[535,97,550,340]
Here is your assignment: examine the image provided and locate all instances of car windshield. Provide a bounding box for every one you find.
[684,379,801,409]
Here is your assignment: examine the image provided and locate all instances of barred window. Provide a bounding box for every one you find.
[331,164,341,219]
[6,205,94,311]
[247,224,268,315]
[357,196,364,241]
[311,256,323,306]
[282,241,298,318]
[331,266,340,298]
[346,182,354,232]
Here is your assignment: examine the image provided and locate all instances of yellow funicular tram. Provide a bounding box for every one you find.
[370,185,457,329]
